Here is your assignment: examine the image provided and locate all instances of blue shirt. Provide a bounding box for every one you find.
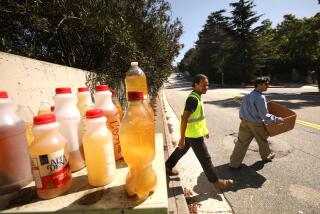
[239,89,279,124]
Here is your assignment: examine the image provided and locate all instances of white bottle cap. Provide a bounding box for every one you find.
[131,62,138,66]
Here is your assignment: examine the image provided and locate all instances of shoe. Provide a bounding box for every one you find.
[166,167,179,175]
[262,152,275,163]
[213,179,234,189]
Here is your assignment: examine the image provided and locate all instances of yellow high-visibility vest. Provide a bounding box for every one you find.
[184,92,208,138]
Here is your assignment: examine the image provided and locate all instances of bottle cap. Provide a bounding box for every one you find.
[0,91,8,98]
[128,91,143,101]
[131,62,138,66]
[111,89,116,95]
[33,114,56,125]
[55,87,72,94]
[50,106,55,112]
[95,85,110,91]
[86,109,103,119]
[78,87,89,92]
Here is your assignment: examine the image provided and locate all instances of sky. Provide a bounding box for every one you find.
[167,0,320,64]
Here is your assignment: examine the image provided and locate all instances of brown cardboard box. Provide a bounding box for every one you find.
[264,102,297,137]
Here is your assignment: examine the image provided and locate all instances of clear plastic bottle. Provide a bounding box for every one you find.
[29,114,72,199]
[16,103,35,146]
[53,87,85,172]
[111,89,123,121]
[119,91,157,199]
[0,91,32,194]
[37,100,51,115]
[94,85,122,160]
[76,87,94,117]
[83,109,116,186]
[125,62,154,119]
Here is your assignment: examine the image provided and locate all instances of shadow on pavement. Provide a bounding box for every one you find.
[215,161,267,192]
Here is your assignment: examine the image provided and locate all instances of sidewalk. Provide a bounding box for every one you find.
[158,89,234,214]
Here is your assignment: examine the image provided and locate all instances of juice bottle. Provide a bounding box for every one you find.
[125,62,154,119]
[119,91,156,199]
[76,87,94,117]
[0,91,32,194]
[53,87,85,172]
[16,103,35,146]
[94,85,121,160]
[29,114,72,199]
[111,89,123,121]
[83,109,116,186]
[38,100,51,115]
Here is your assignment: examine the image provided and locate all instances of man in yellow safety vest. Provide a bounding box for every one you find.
[165,74,234,189]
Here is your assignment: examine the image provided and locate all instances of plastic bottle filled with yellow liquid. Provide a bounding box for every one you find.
[83,109,116,186]
[125,62,154,119]
[37,100,51,115]
[16,103,35,146]
[76,87,94,117]
[119,91,157,200]
[111,89,123,121]
[29,114,72,199]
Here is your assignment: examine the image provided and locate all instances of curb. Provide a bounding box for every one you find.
[160,88,234,214]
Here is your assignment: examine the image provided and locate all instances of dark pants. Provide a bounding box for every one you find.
[165,136,219,183]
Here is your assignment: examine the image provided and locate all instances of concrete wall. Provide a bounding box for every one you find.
[0,52,89,113]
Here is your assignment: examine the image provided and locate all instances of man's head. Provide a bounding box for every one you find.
[192,74,209,94]
[254,77,269,92]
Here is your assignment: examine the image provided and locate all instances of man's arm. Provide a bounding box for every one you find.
[178,111,192,149]
[255,96,282,124]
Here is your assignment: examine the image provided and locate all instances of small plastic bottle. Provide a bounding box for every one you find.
[83,109,116,186]
[94,85,122,160]
[29,114,72,199]
[53,87,85,172]
[37,100,51,115]
[111,89,123,121]
[76,87,94,117]
[0,91,32,194]
[120,91,157,199]
[16,103,35,146]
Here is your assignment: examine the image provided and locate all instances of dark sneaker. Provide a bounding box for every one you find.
[262,152,275,162]
[213,179,234,189]
[166,167,179,175]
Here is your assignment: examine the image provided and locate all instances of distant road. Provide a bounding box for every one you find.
[165,74,320,214]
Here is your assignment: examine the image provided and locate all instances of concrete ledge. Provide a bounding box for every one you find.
[0,134,168,214]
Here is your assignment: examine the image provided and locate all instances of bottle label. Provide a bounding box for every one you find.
[31,149,72,190]
[106,112,122,160]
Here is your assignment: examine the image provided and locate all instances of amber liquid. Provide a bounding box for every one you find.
[120,101,157,199]
[25,122,34,146]
[125,75,148,99]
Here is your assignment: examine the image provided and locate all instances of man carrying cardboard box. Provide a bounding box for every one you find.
[229,77,284,169]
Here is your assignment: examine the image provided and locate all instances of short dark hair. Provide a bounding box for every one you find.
[192,74,208,87]
[254,77,269,88]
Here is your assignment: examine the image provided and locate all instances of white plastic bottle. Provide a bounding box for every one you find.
[76,87,94,117]
[30,114,72,199]
[94,85,122,160]
[53,87,85,172]
[0,91,32,194]
[83,109,116,186]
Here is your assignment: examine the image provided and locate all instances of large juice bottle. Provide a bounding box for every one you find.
[76,87,94,117]
[0,91,32,194]
[94,85,121,160]
[16,103,35,146]
[53,87,85,172]
[125,62,154,119]
[83,109,116,186]
[119,91,157,199]
[29,114,72,199]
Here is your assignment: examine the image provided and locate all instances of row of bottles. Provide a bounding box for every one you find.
[0,61,156,201]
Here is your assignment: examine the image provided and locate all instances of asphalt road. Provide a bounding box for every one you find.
[165,74,320,214]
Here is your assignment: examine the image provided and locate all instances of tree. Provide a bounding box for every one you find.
[0,0,183,95]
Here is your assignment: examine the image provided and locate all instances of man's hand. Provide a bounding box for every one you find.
[205,133,210,139]
[178,137,185,149]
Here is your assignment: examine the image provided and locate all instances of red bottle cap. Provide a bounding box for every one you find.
[50,106,55,112]
[128,91,143,101]
[86,109,103,119]
[111,89,116,95]
[0,91,8,98]
[78,87,89,92]
[33,114,56,125]
[55,87,72,94]
[95,85,110,91]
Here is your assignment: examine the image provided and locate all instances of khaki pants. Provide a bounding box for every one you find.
[230,120,271,168]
